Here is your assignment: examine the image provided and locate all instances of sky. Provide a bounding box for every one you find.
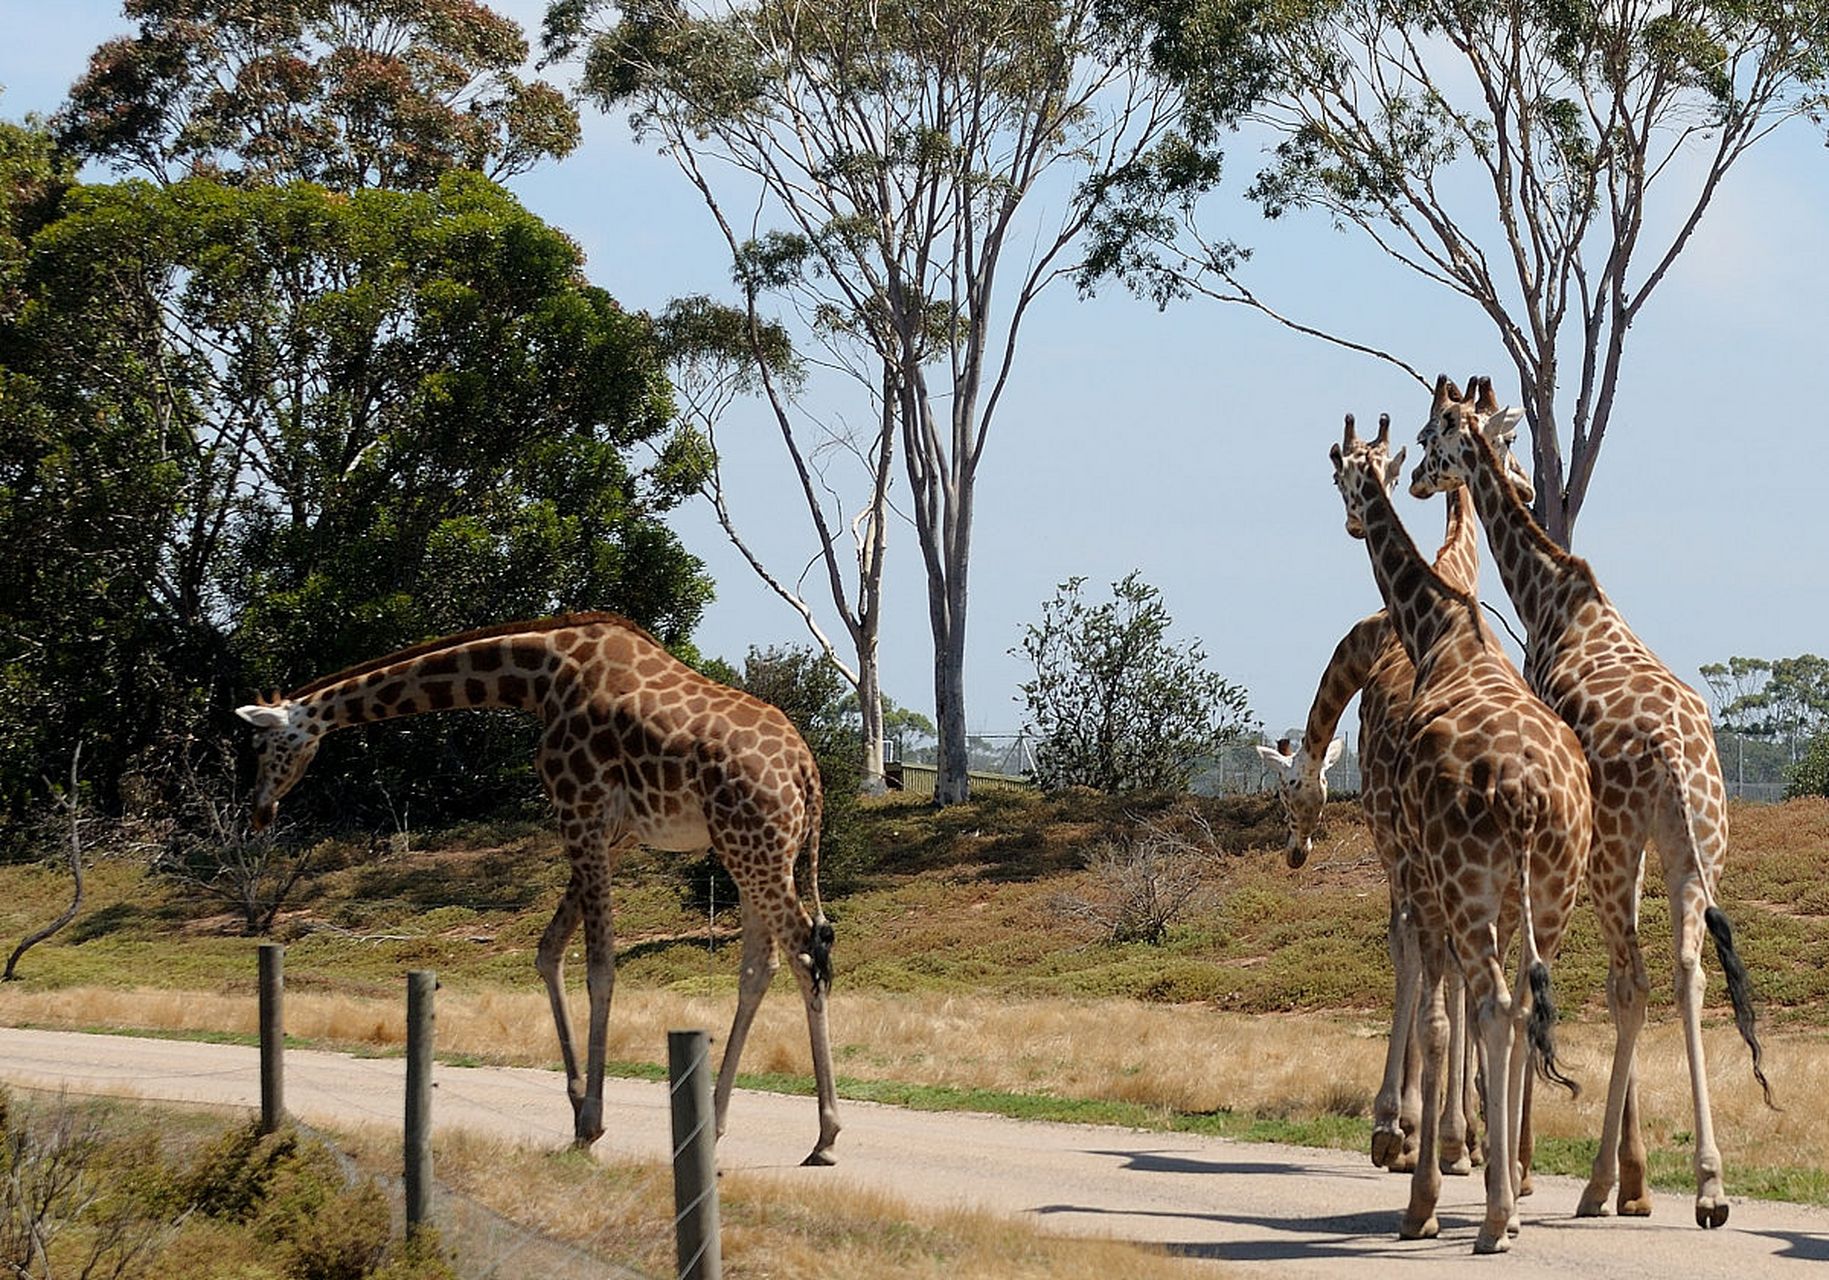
[5,1,1828,749]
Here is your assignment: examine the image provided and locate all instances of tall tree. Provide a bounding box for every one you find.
[0,171,708,824]
[56,0,580,190]
[549,0,1193,802]
[1108,0,1829,544]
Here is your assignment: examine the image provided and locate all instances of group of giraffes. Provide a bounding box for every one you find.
[228,374,1772,1256]
[1256,375,1773,1253]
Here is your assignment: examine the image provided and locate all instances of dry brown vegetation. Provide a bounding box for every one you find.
[1,789,1826,1206]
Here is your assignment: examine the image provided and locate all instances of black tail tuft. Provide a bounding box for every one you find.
[810,917,835,997]
[1526,961,1581,1098]
[1705,905,1777,1109]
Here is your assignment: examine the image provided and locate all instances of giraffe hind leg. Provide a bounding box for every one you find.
[535,880,586,1134]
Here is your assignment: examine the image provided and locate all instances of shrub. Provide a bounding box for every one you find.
[1787,734,1829,800]
[1016,573,1259,793]
[1051,810,1224,945]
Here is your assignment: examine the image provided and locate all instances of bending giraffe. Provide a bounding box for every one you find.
[235,612,842,1165]
[1258,462,1508,1177]
[1330,413,1588,1253]
[1411,375,1774,1228]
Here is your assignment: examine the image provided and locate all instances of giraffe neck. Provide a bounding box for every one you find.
[1431,485,1480,597]
[1298,612,1390,765]
[1461,431,1598,650]
[293,634,563,730]
[1356,477,1484,673]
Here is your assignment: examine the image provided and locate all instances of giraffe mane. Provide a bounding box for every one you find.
[286,612,666,699]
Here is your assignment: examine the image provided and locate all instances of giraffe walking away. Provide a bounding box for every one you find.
[1258,485,1497,1177]
[235,612,842,1166]
[1330,413,1589,1253]
[1411,375,1774,1228]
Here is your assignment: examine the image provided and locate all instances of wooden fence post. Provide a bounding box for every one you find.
[405,970,435,1236]
[668,1029,721,1280]
[258,943,284,1134]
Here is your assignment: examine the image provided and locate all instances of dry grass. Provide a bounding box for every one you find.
[0,983,1808,1182]
[332,1124,1207,1280]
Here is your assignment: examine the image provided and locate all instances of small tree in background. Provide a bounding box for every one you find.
[1787,735,1829,800]
[1016,572,1258,793]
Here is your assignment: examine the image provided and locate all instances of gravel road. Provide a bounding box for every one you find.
[2,1025,1825,1277]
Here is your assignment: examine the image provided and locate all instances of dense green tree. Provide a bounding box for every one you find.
[57,0,579,191]
[1015,571,1258,793]
[0,170,708,827]
[1787,733,1829,800]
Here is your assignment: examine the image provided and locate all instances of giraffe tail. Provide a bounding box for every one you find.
[1704,906,1777,1109]
[1525,961,1580,1098]
[800,764,834,996]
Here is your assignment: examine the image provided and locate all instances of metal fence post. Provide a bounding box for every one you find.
[258,943,284,1134]
[668,1029,721,1280]
[405,970,435,1236]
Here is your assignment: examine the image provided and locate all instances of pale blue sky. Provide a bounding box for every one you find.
[6,1,1827,745]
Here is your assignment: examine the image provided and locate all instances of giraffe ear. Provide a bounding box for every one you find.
[1255,743,1296,777]
[236,704,290,730]
[1323,738,1346,770]
[1382,446,1408,489]
[1483,406,1526,448]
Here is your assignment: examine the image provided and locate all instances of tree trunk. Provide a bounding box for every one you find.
[929,527,973,806]
[857,648,887,795]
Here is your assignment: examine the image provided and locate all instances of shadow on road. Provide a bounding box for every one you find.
[1032,1200,1484,1262]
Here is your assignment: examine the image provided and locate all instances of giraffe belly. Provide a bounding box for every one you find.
[637,807,713,853]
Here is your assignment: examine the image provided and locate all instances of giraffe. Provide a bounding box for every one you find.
[1330,412,1589,1253]
[1410,374,1774,1228]
[1257,478,1497,1177]
[234,612,842,1166]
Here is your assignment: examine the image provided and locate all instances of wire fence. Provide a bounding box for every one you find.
[0,1074,655,1280]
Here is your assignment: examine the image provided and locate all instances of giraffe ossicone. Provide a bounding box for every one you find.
[236,611,842,1166]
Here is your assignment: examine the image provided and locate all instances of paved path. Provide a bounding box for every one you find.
[3,1026,1826,1277]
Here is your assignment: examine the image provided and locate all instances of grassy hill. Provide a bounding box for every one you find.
[2,790,1826,1210]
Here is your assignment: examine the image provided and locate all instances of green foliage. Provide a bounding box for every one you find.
[1015,572,1259,793]
[0,170,708,827]
[1788,735,1829,800]
[56,0,579,190]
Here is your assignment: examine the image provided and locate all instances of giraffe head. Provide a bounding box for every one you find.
[1255,738,1346,867]
[1408,374,1533,502]
[234,694,322,831]
[1329,412,1407,539]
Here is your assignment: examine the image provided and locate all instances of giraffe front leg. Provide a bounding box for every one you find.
[1375,899,1421,1171]
[1438,967,1473,1176]
[535,881,587,1137]
[575,859,618,1148]
[1399,940,1448,1240]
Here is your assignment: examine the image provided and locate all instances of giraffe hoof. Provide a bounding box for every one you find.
[1576,1189,1612,1218]
[1370,1129,1405,1169]
[1474,1230,1511,1255]
[1398,1214,1439,1240]
[1695,1199,1728,1229]
[802,1148,837,1167]
[1387,1151,1419,1174]
[1618,1196,1652,1217]
[1440,1153,1473,1177]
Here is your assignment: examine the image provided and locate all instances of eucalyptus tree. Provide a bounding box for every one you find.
[1109,0,1829,544]
[549,0,1200,802]
[57,0,579,190]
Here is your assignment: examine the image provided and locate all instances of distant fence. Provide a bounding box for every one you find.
[884,761,1034,798]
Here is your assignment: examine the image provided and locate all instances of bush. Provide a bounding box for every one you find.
[1016,573,1259,793]
[1050,810,1224,945]
[1787,734,1829,799]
